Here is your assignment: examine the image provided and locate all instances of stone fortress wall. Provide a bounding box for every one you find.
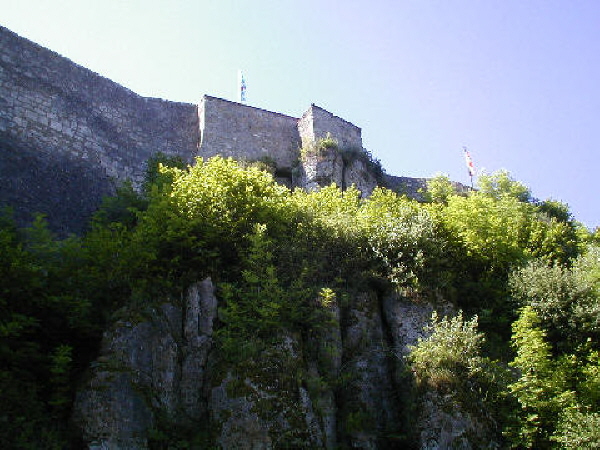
[0,26,200,181]
[298,104,362,150]
[199,95,300,170]
[0,25,199,233]
[0,24,440,235]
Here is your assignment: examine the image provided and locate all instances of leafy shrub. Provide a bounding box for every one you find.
[299,133,339,161]
[424,173,456,204]
[241,155,278,174]
[3,154,594,448]
[410,311,485,390]
[408,311,512,442]
[477,169,531,203]
[142,151,186,195]
[510,258,600,349]
[553,407,600,448]
[340,146,385,183]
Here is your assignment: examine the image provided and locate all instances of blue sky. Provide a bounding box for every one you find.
[2,0,599,228]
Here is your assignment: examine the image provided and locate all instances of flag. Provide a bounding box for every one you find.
[238,70,247,103]
[463,147,476,177]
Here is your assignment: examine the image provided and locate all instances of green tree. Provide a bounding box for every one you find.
[507,306,574,448]
[553,406,600,448]
[477,169,531,202]
[510,245,600,348]
[91,181,147,230]
[424,173,456,204]
[142,151,186,196]
[428,172,580,355]
[409,311,486,391]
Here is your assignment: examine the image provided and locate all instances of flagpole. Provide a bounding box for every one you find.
[463,146,476,189]
[238,70,247,103]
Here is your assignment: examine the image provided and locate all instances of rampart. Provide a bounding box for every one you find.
[298,104,362,150]
[0,25,199,233]
[199,95,300,169]
[1,25,454,236]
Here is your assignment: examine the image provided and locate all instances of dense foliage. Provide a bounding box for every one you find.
[1,157,597,448]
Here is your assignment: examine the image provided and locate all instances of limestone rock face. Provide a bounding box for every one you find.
[382,294,452,359]
[343,157,378,198]
[73,284,497,449]
[74,371,153,450]
[298,147,379,198]
[341,292,400,448]
[382,294,499,449]
[208,336,324,449]
[417,391,497,450]
[73,278,218,449]
[299,148,344,192]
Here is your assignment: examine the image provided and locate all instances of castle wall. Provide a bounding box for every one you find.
[384,175,429,201]
[0,26,199,233]
[384,175,470,200]
[0,25,445,236]
[199,95,300,169]
[298,104,362,150]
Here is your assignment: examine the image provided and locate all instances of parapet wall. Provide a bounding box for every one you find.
[298,105,362,150]
[199,96,300,169]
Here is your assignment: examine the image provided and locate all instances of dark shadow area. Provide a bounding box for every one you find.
[0,135,115,236]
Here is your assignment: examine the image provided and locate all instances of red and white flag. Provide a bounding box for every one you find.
[463,147,476,177]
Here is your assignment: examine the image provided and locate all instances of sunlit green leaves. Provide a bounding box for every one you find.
[409,311,486,390]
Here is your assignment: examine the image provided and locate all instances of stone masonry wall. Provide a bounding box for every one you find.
[0,25,199,233]
[298,104,362,150]
[385,174,470,201]
[199,95,300,169]
[0,24,457,236]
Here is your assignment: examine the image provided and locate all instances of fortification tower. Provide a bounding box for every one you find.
[297,104,362,150]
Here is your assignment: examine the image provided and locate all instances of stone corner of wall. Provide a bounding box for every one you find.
[310,104,361,130]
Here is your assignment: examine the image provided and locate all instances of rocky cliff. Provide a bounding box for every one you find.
[73,279,494,449]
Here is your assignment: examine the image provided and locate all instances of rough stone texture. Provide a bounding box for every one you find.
[297,105,368,194]
[210,377,273,449]
[384,175,429,201]
[307,302,343,449]
[300,148,344,192]
[299,148,380,197]
[199,95,300,169]
[417,391,496,450]
[343,157,378,197]
[0,23,375,234]
[74,371,153,450]
[298,104,362,150]
[382,294,447,358]
[0,24,471,236]
[382,294,498,449]
[180,279,216,421]
[384,174,470,201]
[73,279,218,449]
[73,281,500,448]
[0,133,114,235]
[0,25,199,234]
[341,291,401,449]
[2,25,494,448]
[208,335,325,449]
[198,277,218,335]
